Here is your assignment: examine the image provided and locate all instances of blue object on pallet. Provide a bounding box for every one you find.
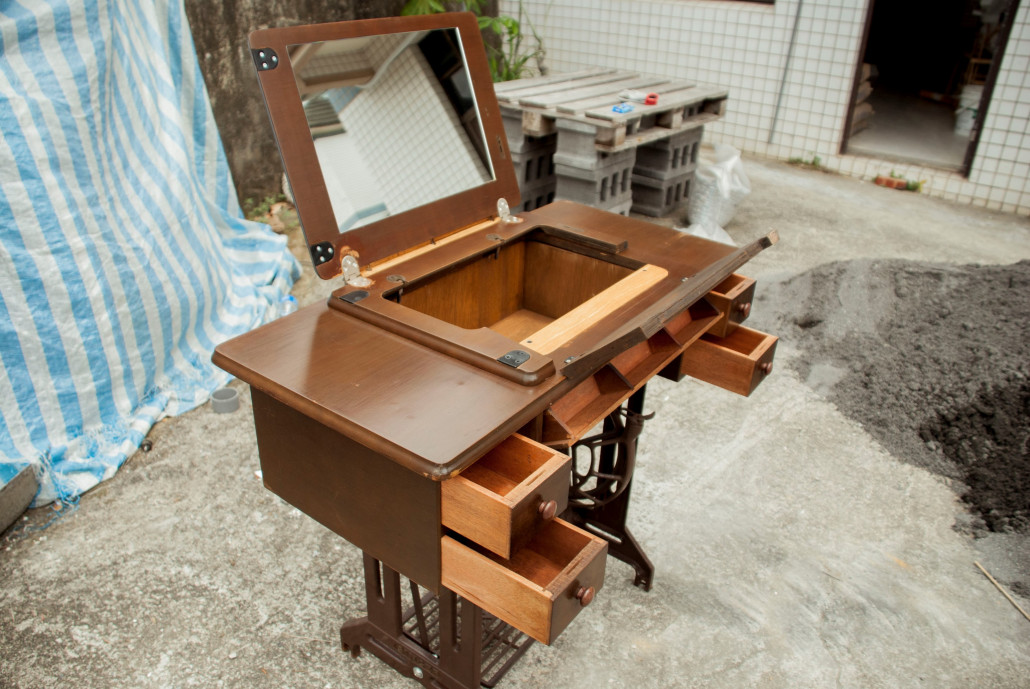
[0,0,300,505]
[612,102,635,114]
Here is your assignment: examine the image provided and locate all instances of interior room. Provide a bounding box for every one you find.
[846,0,1012,170]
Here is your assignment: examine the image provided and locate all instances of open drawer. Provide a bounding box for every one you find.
[676,325,777,396]
[441,518,607,645]
[441,434,571,559]
[703,273,756,338]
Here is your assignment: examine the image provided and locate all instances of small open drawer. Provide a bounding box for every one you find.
[704,273,756,338]
[441,434,571,559]
[441,518,607,645]
[677,325,777,396]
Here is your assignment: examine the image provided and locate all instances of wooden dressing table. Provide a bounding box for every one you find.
[214,13,777,688]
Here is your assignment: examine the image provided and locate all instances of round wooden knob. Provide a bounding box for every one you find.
[538,500,558,521]
[736,302,751,317]
[575,586,595,607]
[758,361,773,375]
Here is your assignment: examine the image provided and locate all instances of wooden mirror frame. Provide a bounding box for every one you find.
[249,13,520,279]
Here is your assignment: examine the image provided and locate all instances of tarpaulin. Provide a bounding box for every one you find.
[0,0,299,504]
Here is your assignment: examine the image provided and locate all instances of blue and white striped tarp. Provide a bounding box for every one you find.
[0,0,299,505]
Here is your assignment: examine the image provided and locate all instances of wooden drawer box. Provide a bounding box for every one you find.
[441,434,571,559]
[704,273,756,338]
[677,325,777,396]
[441,518,607,645]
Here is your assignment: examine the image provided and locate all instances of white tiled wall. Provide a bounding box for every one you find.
[503,0,1030,215]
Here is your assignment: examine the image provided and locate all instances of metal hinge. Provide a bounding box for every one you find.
[341,254,371,288]
[497,198,521,224]
[251,48,279,71]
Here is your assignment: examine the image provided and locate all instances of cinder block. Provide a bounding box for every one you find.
[517,178,556,212]
[502,111,530,153]
[511,140,556,189]
[631,170,694,217]
[503,110,558,157]
[633,127,704,181]
[555,157,635,211]
[552,119,605,169]
[607,198,633,216]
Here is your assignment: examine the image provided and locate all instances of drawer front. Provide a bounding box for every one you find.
[441,518,607,645]
[705,273,756,338]
[441,434,571,559]
[678,325,777,396]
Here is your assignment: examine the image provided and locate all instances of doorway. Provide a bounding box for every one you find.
[842,0,1020,174]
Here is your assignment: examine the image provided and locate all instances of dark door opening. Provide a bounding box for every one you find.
[842,0,1020,174]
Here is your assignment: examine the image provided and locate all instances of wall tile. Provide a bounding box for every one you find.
[503,0,1030,214]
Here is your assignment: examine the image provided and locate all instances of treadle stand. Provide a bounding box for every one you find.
[564,386,656,591]
[340,554,534,689]
[340,386,658,685]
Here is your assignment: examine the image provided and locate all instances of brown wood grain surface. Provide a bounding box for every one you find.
[677,325,778,397]
[440,519,606,645]
[523,264,667,354]
[214,304,562,479]
[705,273,757,338]
[214,202,773,478]
[250,13,520,277]
[441,434,570,558]
[251,390,442,589]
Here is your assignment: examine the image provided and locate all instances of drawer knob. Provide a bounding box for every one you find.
[758,361,773,375]
[538,499,558,521]
[575,586,595,607]
[736,302,751,317]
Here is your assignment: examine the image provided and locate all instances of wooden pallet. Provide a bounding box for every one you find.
[495,69,728,151]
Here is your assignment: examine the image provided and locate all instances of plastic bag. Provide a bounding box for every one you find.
[687,143,751,228]
[679,221,735,246]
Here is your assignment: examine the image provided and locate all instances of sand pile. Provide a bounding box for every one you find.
[762,259,1029,535]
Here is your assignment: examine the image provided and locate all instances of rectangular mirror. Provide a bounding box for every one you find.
[249,14,520,279]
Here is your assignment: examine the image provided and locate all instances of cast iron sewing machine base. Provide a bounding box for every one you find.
[340,387,657,686]
[563,386,655,591]
[340,554,533,688]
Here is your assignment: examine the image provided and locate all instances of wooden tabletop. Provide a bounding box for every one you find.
[213,202,756,480]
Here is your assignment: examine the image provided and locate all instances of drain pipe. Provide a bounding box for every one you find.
[768,0,804,144]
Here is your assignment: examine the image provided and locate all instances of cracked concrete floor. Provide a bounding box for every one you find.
[2,157,1029,688]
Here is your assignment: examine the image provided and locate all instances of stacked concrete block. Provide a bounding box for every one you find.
[503,110,557,213]
[512,135,557,213]
[553,119,636,215]
[552,119,602,169]
[631,127,703,217]
[630,173,692,217]
[633,127,703,180]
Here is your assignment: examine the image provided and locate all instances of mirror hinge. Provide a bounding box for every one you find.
[496,198,521,224]
[251,48,279,71]
[341,254,371,288]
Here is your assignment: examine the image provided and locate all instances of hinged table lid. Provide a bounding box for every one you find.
[249,13,520,279]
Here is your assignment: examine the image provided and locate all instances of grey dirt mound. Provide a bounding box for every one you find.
[764,258,1030,538]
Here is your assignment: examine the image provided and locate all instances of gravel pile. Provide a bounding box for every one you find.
[764,259,1030,534]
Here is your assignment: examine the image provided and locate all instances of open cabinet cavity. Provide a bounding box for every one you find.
[390,232,667,354]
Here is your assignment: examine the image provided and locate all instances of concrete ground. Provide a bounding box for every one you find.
[2,158,1029,688]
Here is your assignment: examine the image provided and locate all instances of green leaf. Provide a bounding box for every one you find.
[401,0,445,15]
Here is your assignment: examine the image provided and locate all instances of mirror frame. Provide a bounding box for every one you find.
[249,13,520,280]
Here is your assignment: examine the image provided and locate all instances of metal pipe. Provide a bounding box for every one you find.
[769,0,805,144]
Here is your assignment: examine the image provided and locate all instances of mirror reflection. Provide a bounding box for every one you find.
[289,28,494,234]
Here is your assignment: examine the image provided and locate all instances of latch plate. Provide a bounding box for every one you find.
[497,350,531,368]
